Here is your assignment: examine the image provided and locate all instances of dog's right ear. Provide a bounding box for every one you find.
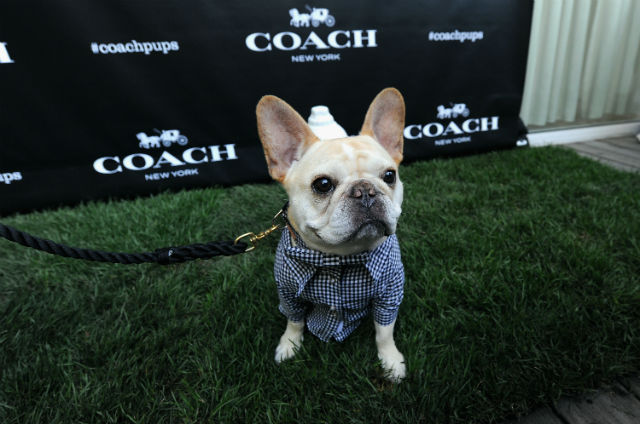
[360,87,405,164]
[256,95,320,182]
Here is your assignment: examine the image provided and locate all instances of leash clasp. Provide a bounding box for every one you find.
[234,207,286,252]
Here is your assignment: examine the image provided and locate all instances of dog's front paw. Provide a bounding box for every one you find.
[378,346,406,383]
[274,320,305,364]
[274,334,303,363]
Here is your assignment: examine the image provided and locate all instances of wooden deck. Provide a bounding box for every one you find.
[506,134,640,424]
[509,377,640,424]
[562,135,640,173]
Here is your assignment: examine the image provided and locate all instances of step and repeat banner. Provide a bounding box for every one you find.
[0,1,533,215]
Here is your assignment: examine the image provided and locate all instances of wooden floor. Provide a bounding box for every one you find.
[506,134,640,424]
[562,135,640,173]
[509,377,640,424]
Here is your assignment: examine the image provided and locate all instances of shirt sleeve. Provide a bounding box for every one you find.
[274,233,309,322]
[277,283,308,322]
[372,263,405,326]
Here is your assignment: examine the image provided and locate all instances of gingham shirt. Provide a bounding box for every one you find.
[274,229,404,342]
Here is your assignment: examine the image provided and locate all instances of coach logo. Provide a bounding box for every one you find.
[289,6,335,28]
[246,6,376,57]
[137,129,188,149]
[93,144,238,175]
[0,42,15,64]
[404,102,499,141]
[246,30,376,52]
[437,103,470,120]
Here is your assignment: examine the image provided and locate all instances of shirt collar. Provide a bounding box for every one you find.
[282,227,393,281]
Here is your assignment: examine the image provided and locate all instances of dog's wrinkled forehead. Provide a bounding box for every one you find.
[312,136,389,160]
[289,135,395,181]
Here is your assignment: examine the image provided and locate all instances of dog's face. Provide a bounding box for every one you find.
[257,88,405,255]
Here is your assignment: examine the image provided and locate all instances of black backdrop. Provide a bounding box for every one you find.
[0,1,533,215]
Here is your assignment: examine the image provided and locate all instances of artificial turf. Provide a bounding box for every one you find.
[1,146,639,423]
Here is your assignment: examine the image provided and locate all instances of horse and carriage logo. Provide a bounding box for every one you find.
[437,103,471,120]
[137,129,188,149]
[289,5,335,28]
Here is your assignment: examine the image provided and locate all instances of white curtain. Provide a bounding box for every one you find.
[520,0,640,127]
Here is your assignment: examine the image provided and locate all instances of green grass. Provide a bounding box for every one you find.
[1,146,639,423]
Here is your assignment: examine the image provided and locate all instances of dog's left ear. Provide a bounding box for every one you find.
[360,87,405,164]
[256,95,320,182]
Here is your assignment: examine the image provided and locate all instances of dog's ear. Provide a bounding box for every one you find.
[360,87,405,164]
[256,95,320,182]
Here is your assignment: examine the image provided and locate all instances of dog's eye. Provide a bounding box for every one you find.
[312,177,334,194]
[382,170,396,185]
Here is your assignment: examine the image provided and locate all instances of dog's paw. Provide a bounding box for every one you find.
[274,334,303,364]
[378,346,406,383]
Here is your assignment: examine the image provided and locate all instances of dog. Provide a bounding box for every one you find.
[256,87,406,382]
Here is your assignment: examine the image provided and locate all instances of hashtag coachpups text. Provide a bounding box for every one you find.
[428,30,484,43]
[91,40,180,55]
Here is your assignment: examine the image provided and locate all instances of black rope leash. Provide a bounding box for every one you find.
[0,204,288,266]
[0,222,248,265]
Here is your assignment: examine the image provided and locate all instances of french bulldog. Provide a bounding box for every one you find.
[256,87,406,382]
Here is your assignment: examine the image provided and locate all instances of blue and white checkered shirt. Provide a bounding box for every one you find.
[274,228,404,342]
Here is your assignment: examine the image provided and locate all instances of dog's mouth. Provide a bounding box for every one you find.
[310,219,391,245]
[347,219,390,242]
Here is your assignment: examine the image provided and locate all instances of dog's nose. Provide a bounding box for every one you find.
[350,181,377,208]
